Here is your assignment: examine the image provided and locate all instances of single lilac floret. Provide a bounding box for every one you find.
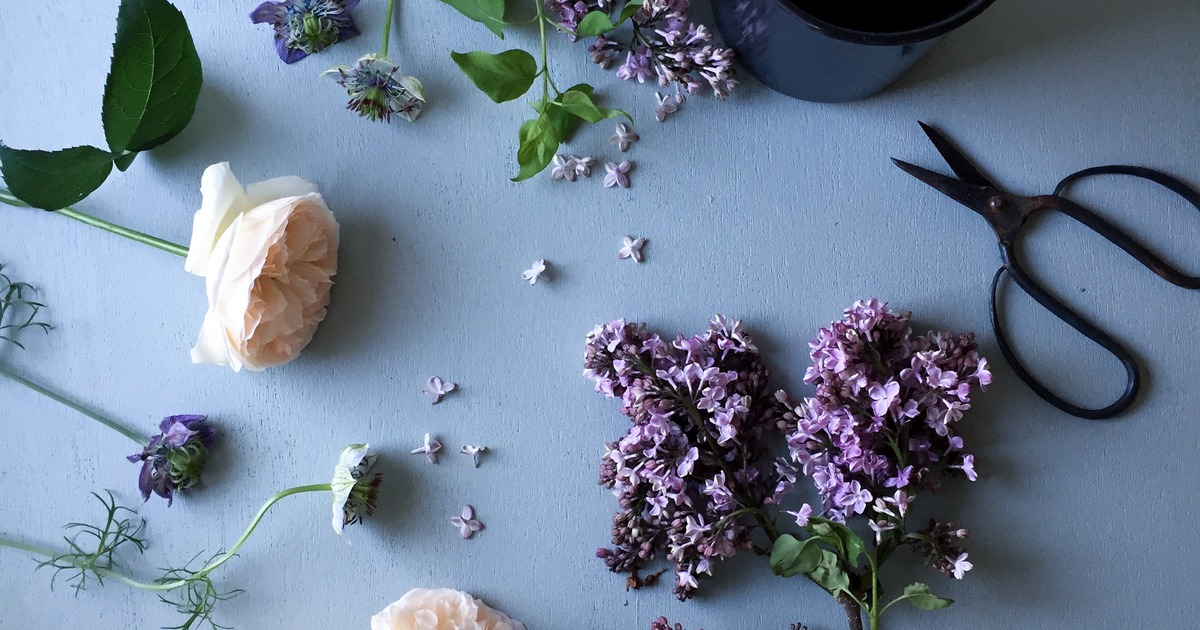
[450,505,484,539]
[251,0,361,64]
[127,415,215,505]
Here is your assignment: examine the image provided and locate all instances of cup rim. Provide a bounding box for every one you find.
[778,0,998,46]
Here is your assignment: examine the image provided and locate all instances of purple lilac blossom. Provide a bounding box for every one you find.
[577,0,738,99]
[778,298,990,579]
[127,415,215,505]
[585,315,786,600]
[251,0,361,64]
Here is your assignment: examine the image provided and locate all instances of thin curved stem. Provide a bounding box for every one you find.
[0,484,331,592]
[0,365,149,446]
[379,0,396,56]
[0,189,188,258]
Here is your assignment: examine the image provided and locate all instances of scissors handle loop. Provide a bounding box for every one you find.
[990,264,1140,420]
[1052,165,1200,289]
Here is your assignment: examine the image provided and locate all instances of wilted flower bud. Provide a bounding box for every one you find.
[127,415,216,505]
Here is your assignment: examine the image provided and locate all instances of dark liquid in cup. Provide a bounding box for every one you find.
[790,0,971,33]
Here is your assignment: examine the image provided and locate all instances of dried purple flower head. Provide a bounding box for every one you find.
[610,123,639,152]
[450,505,485,539]
[127,415,215,505]
[618,236,646,263]
[604,161,633,189]
[324,54,425,123]
[584,316,787,600]
[424,376,457,404]
[251,0,361,64]
[779,298,989,576]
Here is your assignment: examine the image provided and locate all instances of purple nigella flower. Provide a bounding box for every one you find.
[251,0,361,64]
[324,54,426,123]
[127,415,215,505]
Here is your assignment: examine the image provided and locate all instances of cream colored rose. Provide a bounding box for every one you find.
[370,588,527,630]
[184,162,339,372]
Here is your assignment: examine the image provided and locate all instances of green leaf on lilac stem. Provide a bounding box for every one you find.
[102,0,203,155]
[619,0,645,22]
[531,84,592,142]
[0,145,114,211]
[451,50,538,104]
[438,0,507,37]
[513,112,560,182]
[900,583,954,610]
[806,549,851,594]
[809,518,866,568]
[555,89,631,124]
[575,11,618,36]
[770,534,823,578]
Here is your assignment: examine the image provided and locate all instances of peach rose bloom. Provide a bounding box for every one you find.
[184,162,339,372]
[370,588,527,630]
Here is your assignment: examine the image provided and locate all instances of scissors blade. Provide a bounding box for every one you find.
[918,121,998,189]
[891,158,995,211]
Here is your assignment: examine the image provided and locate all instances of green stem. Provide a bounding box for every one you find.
[0,189,188,258]
[868,549,881,630]
[0,484,331,592]
[534,0,553,101]
[0,365,149,446]
[379,0,396,56]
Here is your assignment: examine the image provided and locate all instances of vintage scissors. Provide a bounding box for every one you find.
[892,122,1200,419]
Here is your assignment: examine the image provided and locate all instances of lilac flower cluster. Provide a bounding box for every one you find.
[127,415,216,505]
[778,299,990,579]
[574,0,738,99]
[585,316,786,600]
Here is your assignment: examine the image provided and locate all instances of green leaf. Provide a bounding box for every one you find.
[806,549,852,594]
[0,146,114,211]
[575,11,617,36]
[451,50,538,104]
[901,583,954,610]
[532,84,593,142]
[102,0,203,154]
[513,112,560,182]
[112,152,138,172]
[438,0,507,37]
[770,535,824,578]
[555,89,631,124]
[618,0,644,22]
[810,518,866,568]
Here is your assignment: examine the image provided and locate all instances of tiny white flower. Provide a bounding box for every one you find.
[522,259,547,285]
[460,444,488,468]
[423,376,456,405]
[410,432,443,464]
[618,236,646,263]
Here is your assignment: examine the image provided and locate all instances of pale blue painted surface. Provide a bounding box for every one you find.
[1,1,1198,628]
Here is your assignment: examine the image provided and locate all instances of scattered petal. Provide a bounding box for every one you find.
[603,161,633,189]
[550,154,578,181]
[423,376,457,405]
[609,123,639,152]
[410,433,443,464]
[449,504,485,539]
[655,92,680,122]
[461,444,488,468]
[522,259,548,285]
[573,155,596,178]
[617,236,646,263]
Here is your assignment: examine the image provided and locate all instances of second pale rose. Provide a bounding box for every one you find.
[185,162,339,372]
[370,588,526,630]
